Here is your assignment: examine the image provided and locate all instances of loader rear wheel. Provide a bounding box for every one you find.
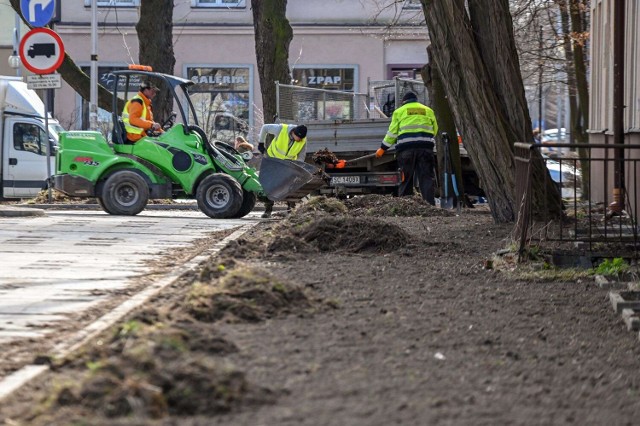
[100,170,149,215]
[197,173,242,218]
[231,189,257,218]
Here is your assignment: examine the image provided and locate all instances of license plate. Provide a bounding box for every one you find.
[331,176,360,185]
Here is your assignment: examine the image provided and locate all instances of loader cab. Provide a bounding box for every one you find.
[109,67,200,144]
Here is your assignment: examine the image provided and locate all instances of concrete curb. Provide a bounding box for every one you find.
[13,203,200,211]
[0,206,45,217]
[0,201,289,218]
[0,222,257,403]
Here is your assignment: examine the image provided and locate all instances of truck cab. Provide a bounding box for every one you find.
[0,76,62,199]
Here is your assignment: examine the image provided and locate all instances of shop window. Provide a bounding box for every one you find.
[291,67,355,91]
[187,67,251,145]
[193,0,246,8]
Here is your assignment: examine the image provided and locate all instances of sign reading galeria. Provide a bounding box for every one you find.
[187,67,250,92]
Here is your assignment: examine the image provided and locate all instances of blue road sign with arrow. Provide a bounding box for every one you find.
[20,0,55,28]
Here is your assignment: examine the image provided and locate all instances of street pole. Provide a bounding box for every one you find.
[537,25,543,132]
[14,15,21,77]
[89,0,98,131]
[610,0,625,214]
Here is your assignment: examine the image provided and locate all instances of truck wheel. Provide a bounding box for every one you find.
[101,170,149,215]
[231,189,257,218]
[197,174,242,218]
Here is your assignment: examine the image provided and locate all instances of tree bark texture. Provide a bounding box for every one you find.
[570,0,589,143]
[420,0,562,222]
[136,0,176,121]
[251,0,293,125]
[558,0,589,197]
[9,0,117,113]
[421,51,466,203]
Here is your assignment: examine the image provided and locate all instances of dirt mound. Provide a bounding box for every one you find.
[28,189,97,204]
[37,317,268,424]
[294,196,348,216]
[311,148,339,165]
[344,194,454,217]
[217,237,268,261]
[291,216,408,253]
[186,264,313,323]
[27,189,176,205]
[267,234,318,255]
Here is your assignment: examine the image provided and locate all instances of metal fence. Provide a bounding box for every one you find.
[369,78,430,118]
[276,78,430,122]
[514,142,640,261]
[276,83,370,122]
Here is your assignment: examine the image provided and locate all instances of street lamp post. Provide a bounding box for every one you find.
[89,0,98,131]
[8,21,21,76]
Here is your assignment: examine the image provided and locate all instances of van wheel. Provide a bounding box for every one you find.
[197,174,242,218]
[100,170,149,215]
[231,189,257,218]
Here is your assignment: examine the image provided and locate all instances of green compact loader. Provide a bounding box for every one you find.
[53,68,324,218]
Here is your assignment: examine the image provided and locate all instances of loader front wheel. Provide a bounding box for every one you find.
[197,174,242,218]
[101,170,149,215]
[231,189,257,218]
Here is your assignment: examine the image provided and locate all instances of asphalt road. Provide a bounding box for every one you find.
[0,208,261,345]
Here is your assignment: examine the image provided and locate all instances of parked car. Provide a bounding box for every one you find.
[546,157,581,198]
[541,128,570,157]
[541,128,569,143]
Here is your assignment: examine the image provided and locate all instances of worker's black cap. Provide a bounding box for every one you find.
[402,91,418,104]
[140,80,159,92]
[292,125,307,139]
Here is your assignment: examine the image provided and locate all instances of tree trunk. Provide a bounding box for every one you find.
[421,50,467,205]
[420,0,562,223]
[570,0,590,143]
[136,0,175,121]
[9,0,117,112]
[558,0,590,197]
[251,0,293,125]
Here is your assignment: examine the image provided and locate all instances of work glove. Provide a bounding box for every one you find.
[258,143,265,154]
[335,160,347,169]
[375,148,385,158]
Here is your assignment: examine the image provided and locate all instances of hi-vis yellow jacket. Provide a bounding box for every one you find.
[382,101,438,152]
[122,93,153,142]
[267,124,307,160]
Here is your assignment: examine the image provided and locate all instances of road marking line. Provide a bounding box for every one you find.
[0,223,256,403]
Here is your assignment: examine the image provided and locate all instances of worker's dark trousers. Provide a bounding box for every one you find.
[397,148,435,205]
[263,199,295,215]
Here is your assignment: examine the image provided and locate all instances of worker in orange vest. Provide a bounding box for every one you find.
[121,80,162,143]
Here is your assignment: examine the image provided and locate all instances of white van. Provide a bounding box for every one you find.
[0,76,64,199]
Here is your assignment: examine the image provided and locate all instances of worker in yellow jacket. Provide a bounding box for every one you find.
[375,91,438,205]
[257,123,308,218]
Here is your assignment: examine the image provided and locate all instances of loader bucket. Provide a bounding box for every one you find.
[259,157,326,201]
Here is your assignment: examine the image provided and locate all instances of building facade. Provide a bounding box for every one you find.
[0,0,30,77]
[589,0,640,202]
[38,0,428,142]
